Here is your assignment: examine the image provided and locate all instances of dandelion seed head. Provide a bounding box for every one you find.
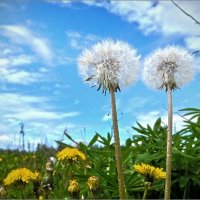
[78,39,140,93]
[143,45,195,90]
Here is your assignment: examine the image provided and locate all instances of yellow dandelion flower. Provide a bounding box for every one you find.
[3,168,38,186]
[68,180,80,193]
[133,163,166,183]
[57,147,86,161]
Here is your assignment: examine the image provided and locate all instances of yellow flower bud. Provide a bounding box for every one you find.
[68,180,80,194]
[87,176,99,192]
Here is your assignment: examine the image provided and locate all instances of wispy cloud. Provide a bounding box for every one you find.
[0,92,81,149]
[0,25,54,64]
[0,93,80,121]
[0,67,41,85]
[46,0,71,7]
[66,31,101,50]
[5,110,80,121]
[102,113,111,122]
[123,96,151,113]
[0,54,35,67]
[55,1,200,50]
[134,110,185,132]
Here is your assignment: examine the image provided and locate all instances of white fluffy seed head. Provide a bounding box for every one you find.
[142,45,196,90]
[78,39,140,93]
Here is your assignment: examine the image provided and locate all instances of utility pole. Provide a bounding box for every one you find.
[20,123,25,151]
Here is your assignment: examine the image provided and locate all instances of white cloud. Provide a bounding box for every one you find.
[113,2,200,50]
[62,1,200,51]
[0,92,81,149]
[124,96,151,113]
[0,93,80,121]
[0,54,35,67]
[136,110,161,126]
[0,134,13,149]
[5,110,80,121]
[0,67,41,84]
[102,113,112,122]
[104,1,200,37]
[185,36,200,50]
[135,110,184,132]
[66,31,101,50]
[46,0,71,6]
[47,0,200,44]
[74,99,79,104]
[0,25,53,63]
[62,112,80,118]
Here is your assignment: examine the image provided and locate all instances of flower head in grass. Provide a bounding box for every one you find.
[57,147,86,161]
[0,185,7,198]
[134,163,166,183]
[78,39,140,94]
[143,45,195,91]
[68,180,80,194]
[3,168,38,186]
[87,176,100,192]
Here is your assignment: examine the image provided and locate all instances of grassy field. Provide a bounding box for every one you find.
[0,108,200,199]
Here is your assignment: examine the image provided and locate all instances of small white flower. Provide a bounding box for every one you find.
[78,39,140,93]
[143,45,195,90]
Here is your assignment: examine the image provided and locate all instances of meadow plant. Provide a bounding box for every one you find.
[134,163,166,199]
[87,176,100,198]
[56,147,86,180]
[78,39,140,199]
[40,160,54,199]
[142,45,195,199]
[68,179,80,199]
[3,168,39,199]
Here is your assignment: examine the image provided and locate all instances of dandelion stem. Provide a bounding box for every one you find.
[110,86,126,200]
[164,86,173,200]
[20,184,25,199]
[68,161,73,180]
[142,182,150,200]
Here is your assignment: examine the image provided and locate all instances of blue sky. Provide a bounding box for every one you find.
[0,0,200,150]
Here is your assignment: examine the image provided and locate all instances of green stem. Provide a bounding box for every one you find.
[164,86,173,200]
[68,162,72,180]
[110,87,126,200]
[20,184,25,199]
[142,185,148,200]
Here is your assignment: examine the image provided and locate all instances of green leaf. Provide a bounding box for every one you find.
[88,134,99,147]
[153,118,162,132]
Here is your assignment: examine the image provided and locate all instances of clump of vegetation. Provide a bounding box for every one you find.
[1,108,200,199]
